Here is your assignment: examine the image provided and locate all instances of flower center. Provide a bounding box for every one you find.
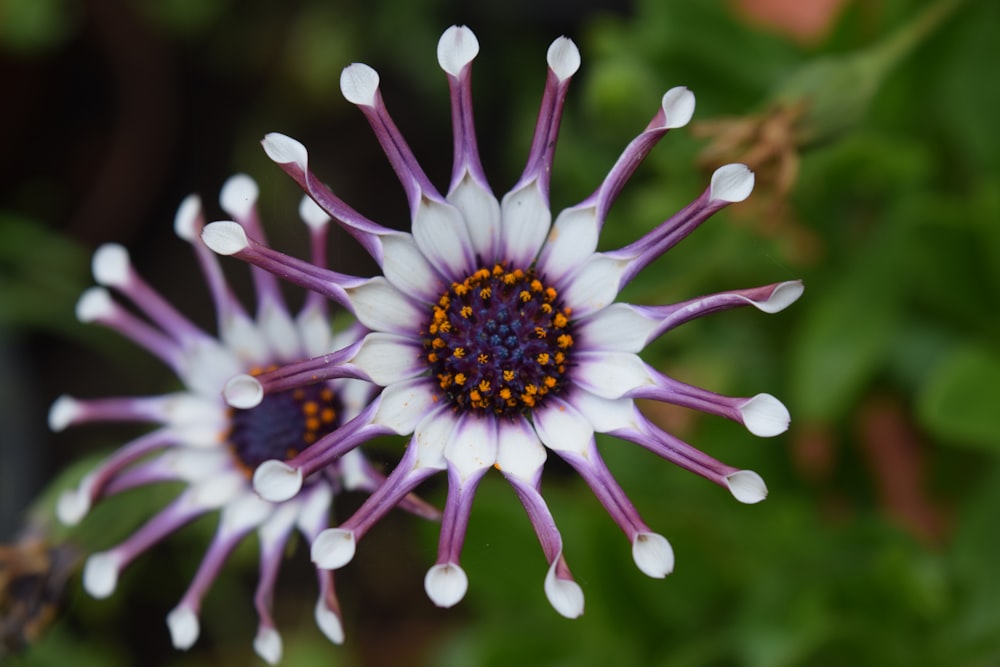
[227,370,340,474]
[423,264,574,416]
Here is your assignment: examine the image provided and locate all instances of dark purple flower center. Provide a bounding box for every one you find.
[423,264,575,416]
[227,372,340,473]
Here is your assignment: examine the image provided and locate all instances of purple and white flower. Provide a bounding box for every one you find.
[202,26,802,619]
[51,176,436,663]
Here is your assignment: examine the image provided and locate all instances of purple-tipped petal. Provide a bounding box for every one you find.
[725,470,768,504]
[166,606,200,650]
[437,25,479,76]
[425,563,468,608]
[632,532,674,578]
[311,528,357,570]
[544,555,584,619]
[253,461,303,503]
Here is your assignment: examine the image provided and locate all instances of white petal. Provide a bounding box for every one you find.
[372,378,437,435]
[82,552,120,599]
[48,395,79,431]
[547,37,580,81]
[381,232,445,301]
[253,627,282,665]
[574,303,657,353]
[315,599,345,644]
[566,391,641,434]
[447,171,500,261]
[76,287,114,322]
[350,333,425,385]
[544,558,584,618]
[413,407,456,470]
[258,300,302,361]
[494,419,546,482]
[201,221,249,256]
[725,470,768,504]
[173,195,202,241]
[220,492,273,534]
[739,393,790,437]
[188,472,245,509]
[92,243,130,287]
[751,280,804,313]
[537,205,599,283]
[177,338,242,397]
[162,393,224,428]
[660,87,696,129]
[340,63,379,107]
[224,374,263,409]
[572,351,655,399]
[296,306,333,358]
[262,132,309,171]
[296,482,333,533]
[337,448,374,492]
[444,414,497,480]
[559,254,628,316]
[311,528,356,569]
[167,606,200,650]
[532,399,593,456]
[167,413,229,449]
[412,197,474,279]
[437,25,479,76]
[219,173,259,220]
[632,532,674,578]
[346,277,425,335]
[425,563,468,608]
[253,460,303,503]
[162,448,230,481]
[299,194,330,229]
[499,180,551,268]
[56,484,91,525]
[221,312,271,364]
[709,164,754,203]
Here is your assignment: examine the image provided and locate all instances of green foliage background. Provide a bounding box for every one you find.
[2,0,998,665]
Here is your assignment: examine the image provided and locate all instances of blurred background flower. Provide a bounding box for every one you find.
[1,0,998,665]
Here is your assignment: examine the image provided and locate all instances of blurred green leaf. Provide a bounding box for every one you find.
[790,254,902,422]
[930,0,1000,170]
[0,215,89,333]
[0,0,78,54]
[918,343,1000,450]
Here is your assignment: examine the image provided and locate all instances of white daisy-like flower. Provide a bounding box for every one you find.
[51,176,437,663]
[201,26,802,618]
